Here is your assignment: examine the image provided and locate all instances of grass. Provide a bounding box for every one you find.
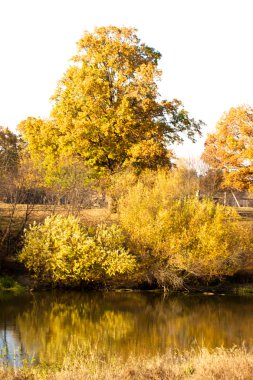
[0,275,25,294]
[233,284,253,295]
[1,347,253,379]
[236,206,253,215]
[1,203,253,232]
[0,202,115,259]
[0,203,116,239]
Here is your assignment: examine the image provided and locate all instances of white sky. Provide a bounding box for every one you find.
[1,0,253,158]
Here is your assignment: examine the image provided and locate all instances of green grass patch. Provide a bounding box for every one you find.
[233,284,253,295]
[0,276,25,294]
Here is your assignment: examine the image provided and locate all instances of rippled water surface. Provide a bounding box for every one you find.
[0,291,253,366]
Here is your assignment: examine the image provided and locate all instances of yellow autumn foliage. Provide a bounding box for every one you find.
[118,171,253,285]
[202,105,253,192]
[19,215,136,286]
[18,26,203,177]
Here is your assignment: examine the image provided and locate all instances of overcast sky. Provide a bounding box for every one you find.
[1,0,253,158]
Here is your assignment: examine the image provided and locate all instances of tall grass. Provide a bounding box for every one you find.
[0,347,253,379]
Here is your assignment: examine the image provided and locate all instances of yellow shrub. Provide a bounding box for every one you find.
[118,173,253,285]
[19,215,136,286]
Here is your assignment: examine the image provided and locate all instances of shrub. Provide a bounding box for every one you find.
[118,172,253,287]
[19,215,136,286]
[0,276,15,289]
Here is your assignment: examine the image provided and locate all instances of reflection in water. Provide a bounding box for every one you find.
[0,291,253,366]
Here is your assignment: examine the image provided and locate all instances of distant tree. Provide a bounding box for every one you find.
[17,117,60,176]
[202,105,253,192]
[19,26,203,175]
[199,168,224,197]
[0,126,20,205]
[0,126,19,175]
[0,128,29,254]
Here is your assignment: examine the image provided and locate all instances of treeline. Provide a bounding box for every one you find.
[1,26,253,288]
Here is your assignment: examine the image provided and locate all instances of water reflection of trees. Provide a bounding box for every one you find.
[1,292,253,365]
[0,293,33,366]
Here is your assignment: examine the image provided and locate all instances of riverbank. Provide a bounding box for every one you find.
[1,347,253,379]
[1,203,253,293]
[2,264,253,295]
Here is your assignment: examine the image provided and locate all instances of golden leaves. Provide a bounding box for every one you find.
[202,105,253,191]
[19,215,136,285]
[19,26,202,175]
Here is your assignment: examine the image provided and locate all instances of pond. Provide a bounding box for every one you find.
[0,291,253,367]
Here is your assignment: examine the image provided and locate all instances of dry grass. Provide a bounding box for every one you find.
[1,347,253,380]
[0,203,252,231]
[0,202,116,230]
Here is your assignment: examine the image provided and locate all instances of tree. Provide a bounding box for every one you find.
[199,168,223,197]
[202,105,253,192]
[19,26,203,175]
[17,117,60,176]
[0,126,19,175]
[0,126,20,204]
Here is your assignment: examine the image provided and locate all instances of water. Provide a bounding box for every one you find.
[0,291,253,367]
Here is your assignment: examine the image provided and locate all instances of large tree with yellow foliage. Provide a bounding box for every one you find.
[19,26,203,174]
[202,105,253,192]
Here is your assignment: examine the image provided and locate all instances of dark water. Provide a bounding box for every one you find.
[0,291,253,367]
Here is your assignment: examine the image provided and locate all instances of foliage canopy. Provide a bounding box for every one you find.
[19,26,203,175]
[202,105,253,191]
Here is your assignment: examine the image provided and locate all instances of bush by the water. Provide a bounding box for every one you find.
[19,215,136,286]
[119,171,253,287]
[18,170,253,289]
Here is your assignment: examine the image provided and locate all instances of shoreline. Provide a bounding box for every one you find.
[1,273,253,296]
[1,347,253,379]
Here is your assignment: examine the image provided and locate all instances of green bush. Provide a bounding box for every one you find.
[19,215,136,286]
[0,276,15,289]
[118,172,253,287]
